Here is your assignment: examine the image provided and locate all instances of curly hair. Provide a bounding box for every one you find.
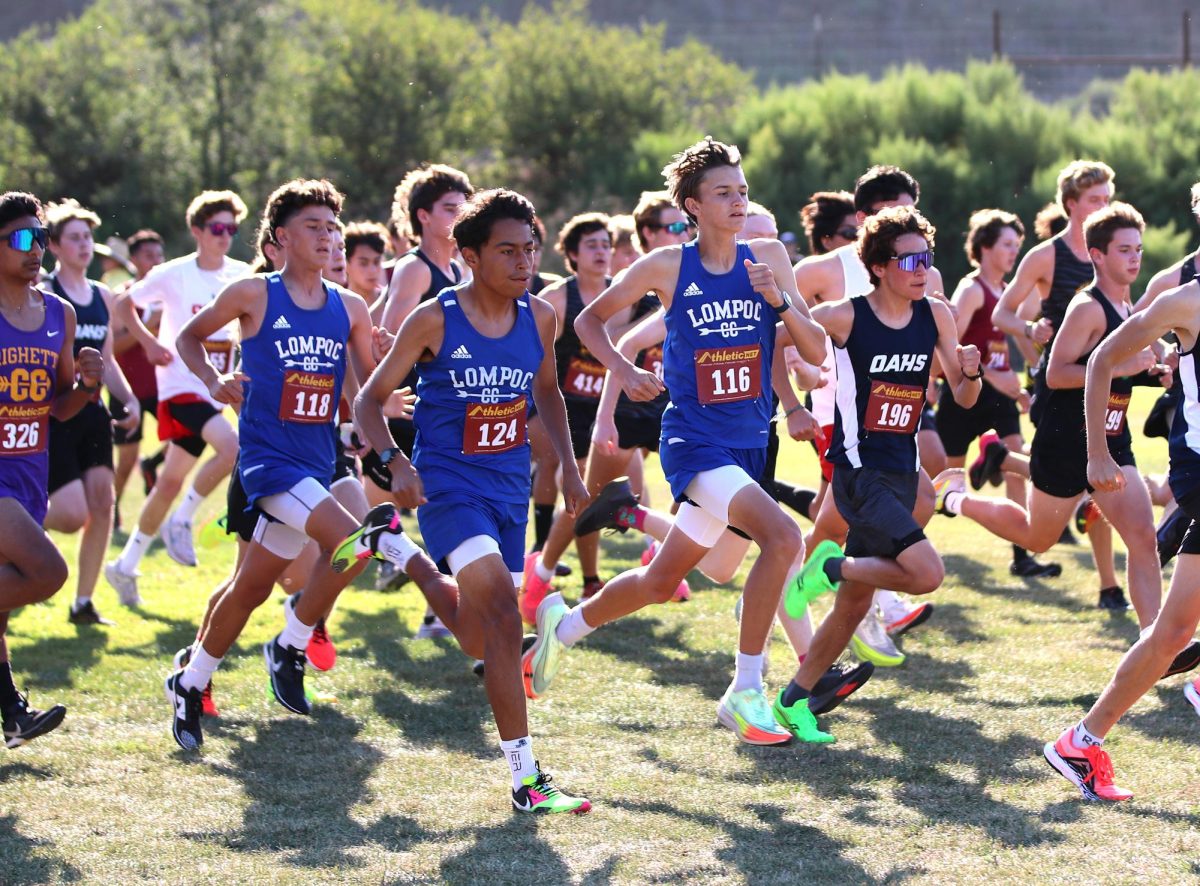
[262,179,344,244]
[186,190,248,230]
[453,188,536,254]
[858,205,936,286]
[800,190,854,255]
[555,212,611,272]
[964,209,1024,267]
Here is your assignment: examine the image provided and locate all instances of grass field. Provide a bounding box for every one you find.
[4,387,1200,885]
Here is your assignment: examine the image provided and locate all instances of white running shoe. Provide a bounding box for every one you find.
[162,513,198,567]
[416,615,452,639]
[104,561,141,606]
[849,606,905,667]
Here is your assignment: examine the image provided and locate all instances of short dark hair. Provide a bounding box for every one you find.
[344,221,388,261]
[632,190,676,252]
[800,190,854,255]
[1084,201,1144,255]
[555,212,611,272]
[662,137,742,225]
[965,209,1025,267]
[0,192,44,232]
[453,188,536,254]
[391,164,474,240]
[858,205,936,286]
[531,215,547,247]
[853,165,919,215]
[186,190,248,229]
[250,223,277,274]
[1034,202,1067,241]
[127,229,164,256]
[262,179,344,244]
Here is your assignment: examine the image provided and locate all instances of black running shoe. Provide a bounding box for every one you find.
[163,671,203,750]
[3,692,66,749]
[554,562,573,578]
[475,634,537,678]
[1009,557,1062,578]
[1058,524,1079,546]
[139,455,159,495]
[969,439,1008,491]
[264,636,311,715]
[1098,586,1131,611]
[68,600,115,625]
[808,661,875,716]
[573,477,638,536]
[1164,639,1200,679]
[1157,506,1191,568]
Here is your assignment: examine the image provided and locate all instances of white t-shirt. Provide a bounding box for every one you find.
[129,253,249,404]
[811,245,873,425]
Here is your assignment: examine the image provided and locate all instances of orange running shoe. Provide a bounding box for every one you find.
[306,618,337,672]
[1075,498,1102,535]
[519,551,552,626]
[1043,728,1132,801]
[200,682,219,718]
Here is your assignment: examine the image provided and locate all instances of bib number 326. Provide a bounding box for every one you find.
[695,345,761,404]
[463,396,527,455]
[0,404,49,455]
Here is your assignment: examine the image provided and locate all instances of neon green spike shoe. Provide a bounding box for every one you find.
[785,539,843,619]
[198,513,230,549]
[511,764,592,814]
[772,690,836,743]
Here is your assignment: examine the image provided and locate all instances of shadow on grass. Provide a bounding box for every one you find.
[942,553,1083,616]
[430,816,574,886]
[0,813,82,884]
[190,707,420,869]
[583,615,734,702]
[2,627,107,688]
[907,600,986,646]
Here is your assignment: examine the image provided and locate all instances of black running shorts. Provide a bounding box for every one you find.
[936,383,1021,458]
[47,400,114,494]
[832,466,925,559]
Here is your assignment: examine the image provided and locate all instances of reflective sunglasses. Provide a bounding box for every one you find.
[892,250,934,272]
[834,225,858,241]
[206,222,238,236]
[6,226,48,252]
[654,220,694,235]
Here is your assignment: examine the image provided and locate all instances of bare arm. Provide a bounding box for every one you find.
[50,302,103,421]
[530,299,588,516]
[380,256,433,333]
[993,242,1054,342]
[176,278,264,405]
[592,309,665,454]
[747,238,826,366]
[931,298,981,409]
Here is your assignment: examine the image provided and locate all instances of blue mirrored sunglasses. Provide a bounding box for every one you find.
[6,227,48,252]
[892,250,934,272]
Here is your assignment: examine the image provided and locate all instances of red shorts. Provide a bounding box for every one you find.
[812,423,835,484]
[157,394,219,457]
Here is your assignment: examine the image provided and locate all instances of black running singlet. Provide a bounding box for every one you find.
[615,293,669,421]
[1180,249,1199,286]
[398,248,462,401]
[555,276,610,404]
[50,275,108,356]
[1042,236,1095,337]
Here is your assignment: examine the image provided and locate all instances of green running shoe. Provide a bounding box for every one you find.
[523,592,569,699]
[772,690,836,743]
[511,764,591,814]
[198,513,230,549]
[716,686,792,745]
[331,503,402,573]
[785,539,842,618]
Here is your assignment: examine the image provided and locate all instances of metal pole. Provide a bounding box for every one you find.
[993,9,1002,59]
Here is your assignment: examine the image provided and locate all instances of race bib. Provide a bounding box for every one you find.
[864,380,924,434]
[641,346,664,381]
[564,356,605,399]
[203,339,234,374]
[279,371,335,424]
[986,339,1010,371]
[463,396,527,455]
[1105,391,1131,436]
[695,345,761,404]
[0,403,49,455]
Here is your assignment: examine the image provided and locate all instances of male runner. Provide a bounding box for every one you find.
[107,191,249,598]
[0,191,104,745]
[343,221,388,304]
[350,187,592,814]
[526,137,829,746]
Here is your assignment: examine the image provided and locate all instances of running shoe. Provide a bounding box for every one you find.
[1009,556,1062,578]
[1043,728,1132,801]
[968,432,1008,490]
[172,646,218,717]
[68,600,114,626]
[932,468,966,517]
[808,661,875,716]
[641,541,657,567]
[1164,639,1200,679]
[573,477,638,536]
[198,513,229,549]
[512,764,591,814]
[883,601,934,637]
[581,578,605,601]
[771,690,835,743]
[330,503,403,573]
[163,671,203,751]
[264,636,311,715]
[3,692,66,749]
[1075,497,1102,535]
[1098,586,1131,611]
[1058,524,1079,545]
[555,562,573,578]
[784,539,842,618]
[475,634,537,679]
[416,614,452,639]
[373,560,411,591]
[1157,505,1190,567]
[850,608,905,667]
[523,592,569,699]
[519,551,552,626]
[139,455,159,495]
[671,579,691,602]
[307,618,337,671]
[162,512,198,567]
[104,561,142,606]
[717,686,793,745]
[1184,678,1200,716]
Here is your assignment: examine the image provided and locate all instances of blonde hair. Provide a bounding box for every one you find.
[1056,160,1115,214]
[186,190,248,229]
[45,198,101,241]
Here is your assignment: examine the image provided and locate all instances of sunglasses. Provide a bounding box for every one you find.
[6,227,48,252]
[834,226,858,240]
[206,222,238,236]
[654,221,695,235]
[892,250,934,272]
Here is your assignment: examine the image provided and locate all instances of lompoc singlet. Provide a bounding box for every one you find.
[413,288,543,504]
[50,275,108,356]
[555,276,610,403]
[961,276,1010,372]
[828,296,939,473]
[399,249,462,400]
[0,293,65,523]
[237,273,350,501]
[615,293,669,422]
[660,240,776,449]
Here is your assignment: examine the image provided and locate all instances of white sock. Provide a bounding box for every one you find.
[72,597,91,611]
[500,735,538,791]
[944,491,965,515]
[555,605,595,647]
[1072,720,1104,749]
[733,652,764,693]
[534,559,554,583]
[375,531,419,570]
[875,589,904,618]
[279,595,314,651]
[180,647,222,692]
[173,486,204,523]
[118,530,154,572]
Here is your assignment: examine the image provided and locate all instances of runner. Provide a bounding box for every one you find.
[343,221,388,305]
[38,200,139,626]
[106,191,249,600]
[938,209,1059,578]
[348,186,592,814]
[525,137,829,746]
[609,214,640,276]
[0,191,105,746]
[780,204,982,742]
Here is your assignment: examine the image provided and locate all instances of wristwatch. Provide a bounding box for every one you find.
[773,292,793,315]
[378,446,402,467]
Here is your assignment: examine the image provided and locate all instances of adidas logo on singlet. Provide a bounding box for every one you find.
[682,282,704,297]
[451,344,472,359]
[272,315,292,330]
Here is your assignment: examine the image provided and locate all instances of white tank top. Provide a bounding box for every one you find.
[810,246,873,425]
